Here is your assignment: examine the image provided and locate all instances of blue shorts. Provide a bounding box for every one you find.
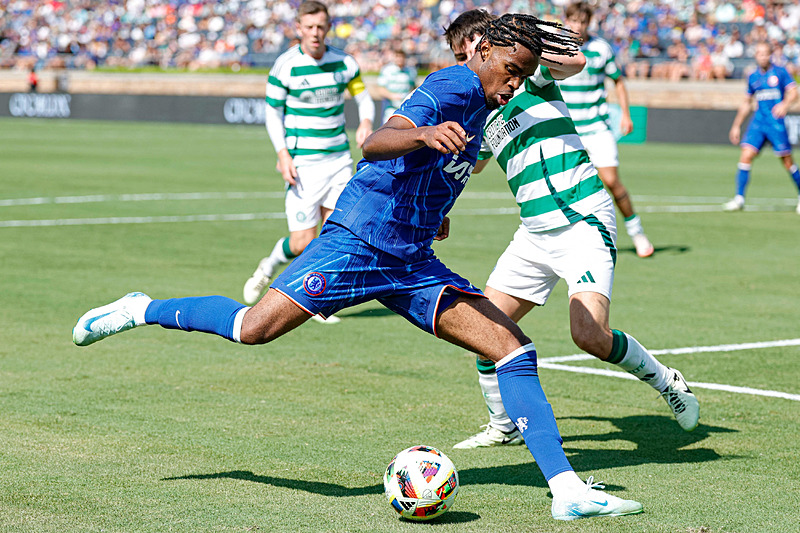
[742,119,792,156]
[270,222,484,336]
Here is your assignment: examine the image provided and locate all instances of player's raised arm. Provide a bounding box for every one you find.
[362,117,467,160]
[540,48,585,79]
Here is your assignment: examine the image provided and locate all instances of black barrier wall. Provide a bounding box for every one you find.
[3,92,800,146]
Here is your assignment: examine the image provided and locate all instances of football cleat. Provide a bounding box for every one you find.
[73,292,151,346]
[552,477,644,521]
[631,233,654,258]
[723,196,745,212]
[310,314,341,324]
[660,369,700,432]
[452,424,524,449]
[242,257,276,305]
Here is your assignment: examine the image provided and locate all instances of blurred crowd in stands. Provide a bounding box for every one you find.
[2,0,800,81]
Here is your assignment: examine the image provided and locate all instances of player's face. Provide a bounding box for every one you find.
[565,14,590,40]
[477,42,539,109]
[755,44,772,70]
[452,35,482,66]
[296,11,330,59]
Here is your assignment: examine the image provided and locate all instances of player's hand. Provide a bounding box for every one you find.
[422,122,467,155]
[356,120,373,148]
[620,115,634,136]
[277,149,298,186]
[772,102,789,119]
[729,127,741,145]
[434,216,450,241]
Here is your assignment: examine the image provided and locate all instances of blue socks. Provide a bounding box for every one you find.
[789,165,800,192]
[495,345,573,480]
[144,296,247,342]
[736,163,751,197]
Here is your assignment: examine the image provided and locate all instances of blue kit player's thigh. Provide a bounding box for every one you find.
[741,122,768,153]
[765,122,792,156]
[377,257,484,337]
[270,223,484,331]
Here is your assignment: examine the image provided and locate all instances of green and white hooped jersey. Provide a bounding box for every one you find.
[377,63,416,109]
[479,68,609,232]
[554,36,621,135]
[266,45,366,166]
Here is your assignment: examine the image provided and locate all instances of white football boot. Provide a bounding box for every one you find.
[723,195,745,212]
[631,233,654,258]
[452,424,524,449]
[242,256,277,305]
[660,368,700,432]
[73,292,151,346]
[552,477,644,520]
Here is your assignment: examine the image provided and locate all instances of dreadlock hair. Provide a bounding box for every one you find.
[482,13,582,64]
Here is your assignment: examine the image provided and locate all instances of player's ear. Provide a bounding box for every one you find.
[479,39,491,61]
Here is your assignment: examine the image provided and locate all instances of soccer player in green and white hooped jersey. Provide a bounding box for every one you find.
[242,0,375,320]
[444,9,699,451]
[376,49,417,124]
[556,2,654,258]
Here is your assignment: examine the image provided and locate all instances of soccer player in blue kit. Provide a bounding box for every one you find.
[725,41,800,213]
[72,15,643,521]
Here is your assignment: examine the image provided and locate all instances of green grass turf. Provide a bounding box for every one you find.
[1,117,799,532]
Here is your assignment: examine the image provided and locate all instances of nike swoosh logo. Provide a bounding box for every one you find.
[175,310,183,330]
[465,134,476,142]
[84,311,113,332]
[590,500,609,507]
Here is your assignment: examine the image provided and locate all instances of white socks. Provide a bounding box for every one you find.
[615,332,671,392]
[548,470,587,498]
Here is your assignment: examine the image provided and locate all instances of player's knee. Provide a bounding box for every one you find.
[239,318,278,345]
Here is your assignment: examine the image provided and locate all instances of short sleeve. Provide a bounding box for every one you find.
[394,77,466,127]
[604,44,622,80]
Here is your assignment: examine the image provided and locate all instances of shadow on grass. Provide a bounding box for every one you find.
[617,244,691,256]
[163,416,734,497]
[561,414,739,472]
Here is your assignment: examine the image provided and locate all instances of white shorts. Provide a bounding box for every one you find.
[486,202,618,305]
[580,129,619,169]
[286,154,353,232]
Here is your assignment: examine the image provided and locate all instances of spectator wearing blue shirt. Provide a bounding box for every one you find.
[725,41,800,214]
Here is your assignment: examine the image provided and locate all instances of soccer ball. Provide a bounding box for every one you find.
[383,445,459,521]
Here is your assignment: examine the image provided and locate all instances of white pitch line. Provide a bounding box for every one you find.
[539,338,800,402]
[540,338,800,364]
[0,207,524,228]
[0,212,287,228]
[0,191,512,207]
[538,363,800,402]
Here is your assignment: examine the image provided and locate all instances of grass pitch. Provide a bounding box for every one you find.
[1,118,799,532]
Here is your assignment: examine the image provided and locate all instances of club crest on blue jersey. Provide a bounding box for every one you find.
[303,272,327,296]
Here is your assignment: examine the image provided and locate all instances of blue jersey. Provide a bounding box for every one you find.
[327,65,489,261]
[748,65,796,125]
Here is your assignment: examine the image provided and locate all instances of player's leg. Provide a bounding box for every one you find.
[560,208,698,430]
[453,287,535,449]
[725,128,762,211]
[453,225,550,449]
[782,155,800,214]
[584,130,653,258]
[436,295,643,519]
[770,126,800,213]
[568,292,698,431]
[73,288,311,347]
